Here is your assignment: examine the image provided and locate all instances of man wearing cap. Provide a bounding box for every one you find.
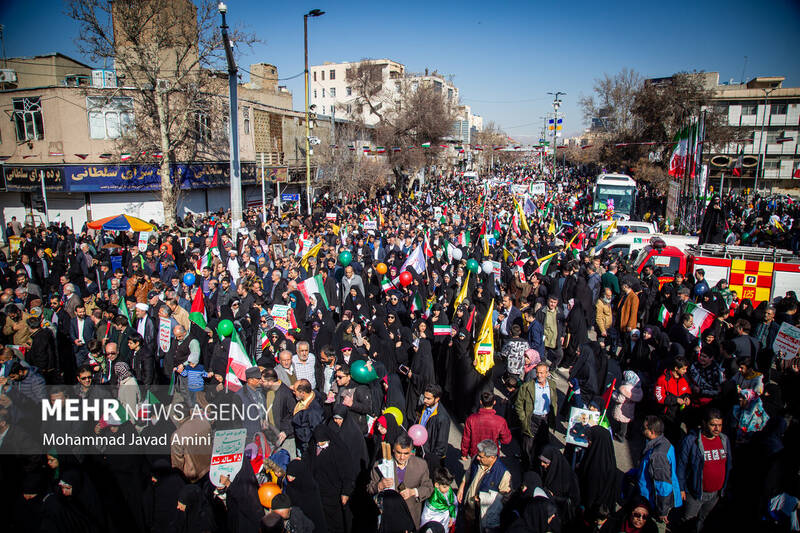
[237,366,266,439]
[267,493,315,532]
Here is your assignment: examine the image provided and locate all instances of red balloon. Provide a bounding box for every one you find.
[399,271,413,287]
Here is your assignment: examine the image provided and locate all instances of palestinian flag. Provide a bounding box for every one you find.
[657,305,671,328]
[433,324,451,336]
[535,252,558,275]
[225,329,254,392]
[189,288,207,329]
[421,142,431,148]
[118,297,132,327]
[381,276,394,293]
[685,302,716,337]
[297,274,329,308]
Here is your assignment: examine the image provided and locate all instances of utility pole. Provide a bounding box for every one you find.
[754,87,776,194]
[218,3,242,241]
[304,9,325,216]
[548,92,565,175]
[260,152,266,224]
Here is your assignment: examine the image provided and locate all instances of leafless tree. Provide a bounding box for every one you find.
[67,0,254,225]
[315,122,390,196]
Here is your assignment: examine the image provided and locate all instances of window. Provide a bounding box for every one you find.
[448,88,454,101]
[321,106,325,115]
[195,111,211,143]
[322,88,325,98]
[13,96,45,141]
[766,131,779,144]
[329,69,335,80]
[321,71,325,81]
[313,71,317,82]
[346,86,352,96]
[330,87,336,97]
[741,103,757,116]
[764,160,779,170]
[243,106,250,135]
[346,104,352,114]
[313,89,317,98]
[771,103,788,115]
[87,96,134,140]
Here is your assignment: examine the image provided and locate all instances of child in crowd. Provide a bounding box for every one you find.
[420,467,457,532]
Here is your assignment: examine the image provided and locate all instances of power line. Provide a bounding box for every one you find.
[461,95,551,104]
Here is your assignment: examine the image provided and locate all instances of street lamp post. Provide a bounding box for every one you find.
[753,87,776,194]
[304,9,325,216]
[547,91,565,174]
[218,2,242,241]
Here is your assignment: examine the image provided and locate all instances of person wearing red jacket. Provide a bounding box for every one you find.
[655,355,691,442]
[460,391,512,460]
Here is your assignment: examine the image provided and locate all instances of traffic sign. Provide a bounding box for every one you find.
[281,193,300,202]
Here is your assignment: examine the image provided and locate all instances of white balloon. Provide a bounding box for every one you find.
[451,248,463,261]
[481,260,494,274]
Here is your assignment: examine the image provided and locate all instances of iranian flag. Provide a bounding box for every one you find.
[189,288,207,329]
[137,390,161,423]
[196,250,213,271]
[685,302,716,336]
[458,230,470,246]
[381,276,394,293]
[668,126,693,178]
[297,274,329,308]
[225,330,254,392]
[120,152,131,161]
[410,293,423,314]
[657,305,672,328]
[433,324,451,336]
[118,296,132,327]
[732,149,743,177]
[422,237,434,258]
[535,252,558,275]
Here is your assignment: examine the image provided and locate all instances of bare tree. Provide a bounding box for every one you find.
[67,0,254,225]
[315,122,390,196]
[346,61,456,185]
[580,68,643,136]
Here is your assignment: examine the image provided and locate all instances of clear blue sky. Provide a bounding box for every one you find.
[2,0,799,142]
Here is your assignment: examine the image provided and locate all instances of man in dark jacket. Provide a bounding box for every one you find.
[262,368,297,451]
[292,379,324,455]
[677,408,731,532]
[417,383,451,475]
[334,362,373,434]
[535,295,566,369]
[128,332,155,388]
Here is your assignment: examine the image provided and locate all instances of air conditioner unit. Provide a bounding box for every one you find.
[0,69,17,83]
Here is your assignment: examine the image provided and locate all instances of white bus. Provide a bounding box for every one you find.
[592,173,637,220]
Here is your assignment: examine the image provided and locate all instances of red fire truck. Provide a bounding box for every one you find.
[633,240,800,306]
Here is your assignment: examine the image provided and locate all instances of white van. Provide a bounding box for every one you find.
[593,233,698,258]
[590,220,658,248]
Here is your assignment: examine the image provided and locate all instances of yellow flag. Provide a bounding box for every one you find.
[547,217,556,235]
[564,231,580,251]
[378,207,384,227]
[601,220,617,241]
[473,300,494,375]
[483,234,490,257]
[453,271,470,312]
[513,198,530,233]
[331,223,340,235]
[300,241,323,270]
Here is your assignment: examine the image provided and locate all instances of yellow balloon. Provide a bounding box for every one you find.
[383,407,404,427]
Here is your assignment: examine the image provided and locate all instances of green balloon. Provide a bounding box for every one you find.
[466,258,479,274]
[338,250,353,267]
[351,360,376,384]
[217,319,234,337]
[493,229,501,240]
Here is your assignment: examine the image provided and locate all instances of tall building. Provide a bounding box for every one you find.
[308,60,461,126]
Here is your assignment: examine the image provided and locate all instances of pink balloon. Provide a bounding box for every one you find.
[408,424,428,446]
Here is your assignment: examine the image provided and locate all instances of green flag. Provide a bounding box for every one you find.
[118,297,131,327]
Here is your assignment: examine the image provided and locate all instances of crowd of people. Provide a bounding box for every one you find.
[1,163,800,533]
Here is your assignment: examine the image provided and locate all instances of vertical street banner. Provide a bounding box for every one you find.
[667,180,681,223]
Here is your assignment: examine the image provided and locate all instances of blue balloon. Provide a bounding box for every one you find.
[183,272,196,286]
[488,237,497,245]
